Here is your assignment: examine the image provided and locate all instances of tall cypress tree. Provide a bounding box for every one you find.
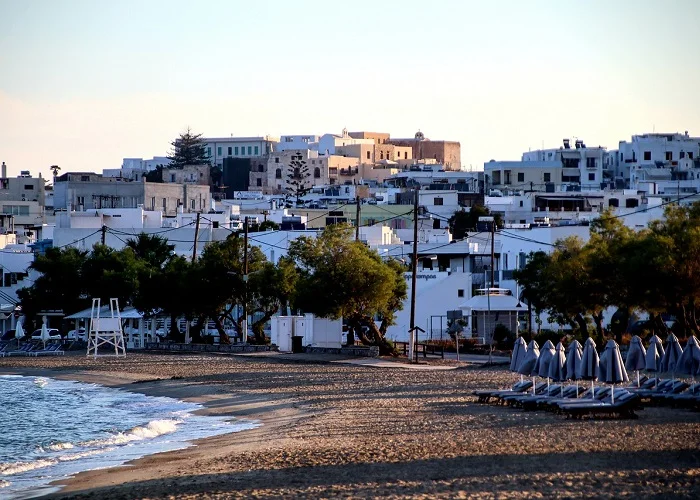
[167,128,210,168]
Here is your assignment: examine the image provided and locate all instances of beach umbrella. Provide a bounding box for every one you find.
[517,340,540,395]
[660,333,683,379]
[566,340,583,391]
[548,342,567,396]
[535,340,556,389]
[578,337,600,399]
[599,340,629,403]
[677,336,700,393]
[645,335,665,386]
[14,321,24,346]
[40,322,51,348]
[625,335,647,387]
[510,337,528,382]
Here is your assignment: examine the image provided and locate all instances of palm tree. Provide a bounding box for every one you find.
[50,165,60,184]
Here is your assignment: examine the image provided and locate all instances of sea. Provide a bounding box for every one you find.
[0,375,258,499]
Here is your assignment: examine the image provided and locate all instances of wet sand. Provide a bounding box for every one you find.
[1,352,699,499]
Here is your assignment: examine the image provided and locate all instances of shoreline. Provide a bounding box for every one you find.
[0,366,311,499]
[1,352,699,498]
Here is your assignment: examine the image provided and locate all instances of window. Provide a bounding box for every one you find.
[366,151,371,160]
[517,172,524,182]
[312,160,315,165]
[254,146,259,155]
[177,199,181,206]
[588,173,595,181]
[256,178,262,187]
[609,198,619,207]
[247,146,252,155]
[2,205,29,216]
[519,200,523,207]
[235,147,239,155]
[329,168,337,175]
[314,167,321,178]
[433,197,443,206]
[258,164,264,173]
[81,175,90,181]
[24,184,33,190]
[689,152,694,159]
[217,147,222,156]
[586,158,597,169]
[162,198,167,209]
[77,196,84,206]
[227,147,232,156]
[404,152,408,159]
[275,168,282,179]
[504,170,511,185]
[151,197,156,209]
[275,157,280,163]
[171,174,176,182]
[680,151,686,159]
[544,173,551,182]
[191,200,195,209]
[458,289,464,298]
[665,151,672,161]
[207,147,211,157]
[644,151,651,161]
[380,151,384,160]
[626,198,639,208]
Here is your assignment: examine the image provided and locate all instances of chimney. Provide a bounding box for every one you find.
[1,162,6,178]
[563,139,570,149]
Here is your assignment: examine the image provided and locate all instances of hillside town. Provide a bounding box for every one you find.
[1,128,699,344]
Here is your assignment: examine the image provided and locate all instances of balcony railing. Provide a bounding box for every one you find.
[340,168,359,176]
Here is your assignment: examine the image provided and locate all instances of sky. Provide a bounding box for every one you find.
[1,0,700,179]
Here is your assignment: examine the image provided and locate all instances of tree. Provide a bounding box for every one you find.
[251,220,280,232]
[82,245,141,308]
[285,154,311,206]
[247,258,298,344]
[513,251,551,336]
[288,224,407,355]
[50,165,61,181]
[449,205,503,240]
[167,127,210,168]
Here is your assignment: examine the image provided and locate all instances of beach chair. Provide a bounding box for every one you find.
[498,382,549,405]
[6,342,40,356]
[33,343,65,356]
[473,380,533,404]
[635,380,688,403]
[521,385,586,411]
[561,392,641,419]
[506,384,562,408]
[654,383,700,407]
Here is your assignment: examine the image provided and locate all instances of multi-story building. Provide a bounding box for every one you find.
[53,173,211,216]
[386,131,462,170]
[203,136,277,167]
[0,164,47,237]
[317,129,374,155]
[275,135,320,152]
[250,150,336,194]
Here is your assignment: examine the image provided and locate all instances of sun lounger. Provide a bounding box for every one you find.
[561,392,641,419]
[499,382,550,404]
[473,380,533,403]
[653,383,699,406]
[33,343,65,356]
[6,342,41,356]
[520,385,586,411]
[635,380,689,402]
[506,384,563,408]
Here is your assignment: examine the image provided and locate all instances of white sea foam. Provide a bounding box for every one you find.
[48,442,75,452]
[0,459,58,476]
[34,377,49,388]
[0,479,10,488]
[81,419,181,447]
[58,447,115,462]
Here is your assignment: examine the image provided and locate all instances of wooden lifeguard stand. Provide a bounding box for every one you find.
[86,298,126,358]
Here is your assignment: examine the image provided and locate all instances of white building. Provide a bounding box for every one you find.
[275,135,320,152]
[317,129,374,156]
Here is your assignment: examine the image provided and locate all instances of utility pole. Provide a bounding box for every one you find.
[409,186,420,362]
[101,225,107,245]
[242,216,249,344]
[191,212,201,263]
[489,218,495,364]
[355,196,361,241]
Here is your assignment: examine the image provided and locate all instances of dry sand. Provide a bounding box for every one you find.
[1,351,699,499]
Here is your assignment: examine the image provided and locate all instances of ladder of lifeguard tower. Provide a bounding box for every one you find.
[86,297,126,358]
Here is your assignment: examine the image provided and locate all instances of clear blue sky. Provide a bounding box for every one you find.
[1,0,699,177]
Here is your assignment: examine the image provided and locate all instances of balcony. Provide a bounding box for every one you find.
[340,168,359,176]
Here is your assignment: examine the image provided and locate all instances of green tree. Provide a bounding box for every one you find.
[247,258,298,344]
[449,205,503,240]
[167,127,210,168]
[285,155,311,206]
[513,251,551,336]
[82,245,141,307]
[288,224,407,355]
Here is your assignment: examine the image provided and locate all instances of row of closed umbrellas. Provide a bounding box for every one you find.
[510,334,700,401]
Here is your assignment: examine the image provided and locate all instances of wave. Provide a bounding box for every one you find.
[0,479,10,488]
[48,442,75,451]
[0,459,58,476]
[81,419,181,447]
[34,377,49,388]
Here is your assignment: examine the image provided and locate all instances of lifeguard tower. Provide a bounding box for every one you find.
[86,298,126,358]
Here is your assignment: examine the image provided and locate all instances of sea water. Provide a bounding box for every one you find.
[0,375,258,499]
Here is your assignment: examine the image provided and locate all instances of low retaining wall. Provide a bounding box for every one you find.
[145,342,274,353]
[303,346,380,357]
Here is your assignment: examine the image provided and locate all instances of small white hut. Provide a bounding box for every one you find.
[459,288,523,344]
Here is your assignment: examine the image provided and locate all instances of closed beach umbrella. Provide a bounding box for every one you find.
[625,335,647,387]
[578,337,600,399]
[646,334,665,374]
[566,340,583,382]
[517,340,540,395]
[14,321,24,345]
[536,340,556,384]
[548,342,567,396]
[599,340,629,403]
[660,333,683,377]
[510,336,528,375]
[40,322,51,347]
[677,336,700,393]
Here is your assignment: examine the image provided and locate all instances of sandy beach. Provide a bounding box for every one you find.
[1,351,699,499]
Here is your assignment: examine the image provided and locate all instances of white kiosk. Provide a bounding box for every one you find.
[86,298,126,358]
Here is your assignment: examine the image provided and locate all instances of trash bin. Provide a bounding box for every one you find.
[291,336,304,354]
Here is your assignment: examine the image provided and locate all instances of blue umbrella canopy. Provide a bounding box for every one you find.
[535,340,556,378]
[677,335,700,377]
[660,333,683,374]
[548,342,567,382]
[625,335,647,372]
[578,337,599,380]
[510,336,528,373]
[517,340,540,376]
[599,339,629,384]
[566,340,583,381]
[645,335,665,372]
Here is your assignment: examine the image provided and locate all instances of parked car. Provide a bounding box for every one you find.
[66,327,87,341]
[31,328,62,340]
